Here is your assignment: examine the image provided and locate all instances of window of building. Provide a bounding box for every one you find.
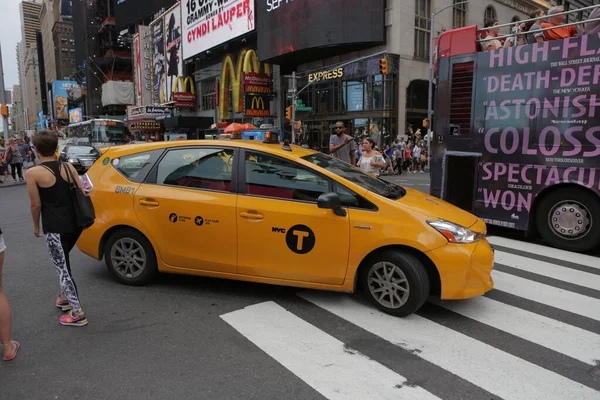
[156,148,234,192]
[343,80,366,111]
[200,80,216,111]
[372,75,384,110]
[452,0,468,28]
[414,0,431,59]
[244,151,329,203]
[484,5,497,23]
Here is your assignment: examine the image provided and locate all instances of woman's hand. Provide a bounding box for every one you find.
[33,226,43,238]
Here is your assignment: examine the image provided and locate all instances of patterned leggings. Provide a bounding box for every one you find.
[45,231,83,313]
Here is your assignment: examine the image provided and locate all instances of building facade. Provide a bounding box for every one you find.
[23,47,42,129]
[19,1,43,129]
[53,19,76,80]
[11,85,25,133]
[21,0,42,49]
[285,0,551,144]
[40,0,57,84]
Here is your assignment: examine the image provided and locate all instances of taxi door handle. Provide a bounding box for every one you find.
[240,211,264,220]
[139,199,160,207]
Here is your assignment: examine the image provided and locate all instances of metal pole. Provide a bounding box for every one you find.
[2,115,9,143]
[291,71,296,143]
[427,12,435,171]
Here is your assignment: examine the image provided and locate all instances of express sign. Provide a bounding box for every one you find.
[182,0,255,60]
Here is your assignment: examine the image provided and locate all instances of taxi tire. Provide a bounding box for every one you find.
[361,250,430,317]
[104,229,158,286]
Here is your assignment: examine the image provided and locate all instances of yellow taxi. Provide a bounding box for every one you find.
[76,134,494,317]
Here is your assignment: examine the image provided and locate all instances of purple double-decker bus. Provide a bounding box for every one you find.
[430,6,600,252]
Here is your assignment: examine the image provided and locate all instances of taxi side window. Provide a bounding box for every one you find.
[333,182,377,210]
[244,151,329,202]
[114,150,163,183]
[156,148,233,192]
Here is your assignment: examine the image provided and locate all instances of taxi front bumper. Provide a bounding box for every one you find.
[426,237,494,300]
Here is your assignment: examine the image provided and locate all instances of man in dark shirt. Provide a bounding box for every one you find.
[0,226,20,360]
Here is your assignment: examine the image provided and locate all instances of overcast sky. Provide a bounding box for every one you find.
[1,0,24,90]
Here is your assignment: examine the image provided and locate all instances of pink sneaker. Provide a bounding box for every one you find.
[60,311,88,327]
[56,295,71,311]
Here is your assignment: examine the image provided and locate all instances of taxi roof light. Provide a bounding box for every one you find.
[263,131,280,144]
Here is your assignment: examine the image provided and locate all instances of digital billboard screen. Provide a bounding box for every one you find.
[115,0,176,29]
[257,0,385,62]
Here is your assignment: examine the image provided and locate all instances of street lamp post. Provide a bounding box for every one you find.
[427,0,470,170]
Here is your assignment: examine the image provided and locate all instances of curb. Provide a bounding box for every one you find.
[0,181,26,188]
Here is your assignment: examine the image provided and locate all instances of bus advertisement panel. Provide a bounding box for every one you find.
[475,34,600,229]
[432,24,600,252]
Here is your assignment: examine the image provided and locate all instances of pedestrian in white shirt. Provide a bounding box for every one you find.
[412,144,423,173]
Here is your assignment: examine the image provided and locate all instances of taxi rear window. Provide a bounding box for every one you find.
[113,150,163,183]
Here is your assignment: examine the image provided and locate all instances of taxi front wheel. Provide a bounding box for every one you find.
[105,229,158,286]
[360,251,430,317]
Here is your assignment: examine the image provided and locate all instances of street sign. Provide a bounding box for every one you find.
[296,106,313,112]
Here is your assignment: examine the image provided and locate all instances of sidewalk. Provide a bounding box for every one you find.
[382,170,431,193]
[0,179,26,188]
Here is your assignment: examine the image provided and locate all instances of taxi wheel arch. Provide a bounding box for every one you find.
[357,246,440,317]
[103,227,158,286]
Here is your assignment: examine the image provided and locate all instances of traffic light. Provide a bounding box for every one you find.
[379,57,389,75]
[0,104,8,118]
[422,118,429,128]
[285,105,292,120]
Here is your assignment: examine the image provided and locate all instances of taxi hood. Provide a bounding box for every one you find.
[396,187,481,231]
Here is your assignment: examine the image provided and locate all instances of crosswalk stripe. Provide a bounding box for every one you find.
[487,236,600,269]
[492,270,600,321]
[495,251,600,292]
[300,292,600,400]
[221,301,441,400]
[439,296,600,365]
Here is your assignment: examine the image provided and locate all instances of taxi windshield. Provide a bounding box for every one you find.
[302,153,406,200]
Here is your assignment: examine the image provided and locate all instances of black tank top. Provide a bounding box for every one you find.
[39,161,77,234]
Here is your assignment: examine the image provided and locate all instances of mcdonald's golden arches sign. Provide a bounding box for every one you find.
[172,76,197,109]
[219,49,272,120]
[244,94,270,117]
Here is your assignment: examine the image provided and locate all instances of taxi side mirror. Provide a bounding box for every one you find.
[317,192,347,217]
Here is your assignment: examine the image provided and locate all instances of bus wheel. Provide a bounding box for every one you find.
[536,188,600,252]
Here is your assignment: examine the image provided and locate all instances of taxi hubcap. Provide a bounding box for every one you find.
[110,238,146,279]
[548,201,591,240]
[368,262,410,309]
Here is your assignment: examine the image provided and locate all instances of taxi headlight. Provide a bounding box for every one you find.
[68,158,77,163]
[427,220,481,244]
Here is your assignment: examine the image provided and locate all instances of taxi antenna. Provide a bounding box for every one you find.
[282,139,292,151]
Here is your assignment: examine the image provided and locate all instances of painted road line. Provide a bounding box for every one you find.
[495,251,600,291]
[441,295,600,365]
[221,301,441,400]
[487,236,600,269]
[300,292,600,400]
[492,270,600,321]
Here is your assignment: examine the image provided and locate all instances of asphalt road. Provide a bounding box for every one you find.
[1,180,599,400]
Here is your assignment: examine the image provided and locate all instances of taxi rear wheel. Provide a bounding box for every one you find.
[105,229,157,286]
[361,251,430,317]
